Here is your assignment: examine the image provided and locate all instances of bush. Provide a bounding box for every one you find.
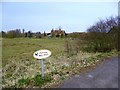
[81,32,118,52]
[83,16,118,52]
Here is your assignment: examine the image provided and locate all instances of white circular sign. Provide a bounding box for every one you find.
[33,49,51,59]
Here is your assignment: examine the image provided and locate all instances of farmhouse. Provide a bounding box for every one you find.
[50,28,66,37]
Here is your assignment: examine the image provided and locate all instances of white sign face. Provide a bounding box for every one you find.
[33,49,51,59]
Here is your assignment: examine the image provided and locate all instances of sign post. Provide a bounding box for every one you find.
[41,59,44,78]
[33,49,51,78]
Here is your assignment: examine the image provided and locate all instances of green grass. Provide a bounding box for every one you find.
[17,74,53,87]
[2,38,65,66]
[18,78,30,86]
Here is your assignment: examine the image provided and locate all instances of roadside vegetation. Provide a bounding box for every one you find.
[2,16,119,88]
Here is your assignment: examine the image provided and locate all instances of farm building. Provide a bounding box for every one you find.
[50,28,66,37]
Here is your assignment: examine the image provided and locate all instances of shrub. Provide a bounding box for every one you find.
[81,31,118,52]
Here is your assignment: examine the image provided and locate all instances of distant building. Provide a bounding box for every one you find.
[50,28,66,37]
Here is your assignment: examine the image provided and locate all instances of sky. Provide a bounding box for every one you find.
[1,2,118,33]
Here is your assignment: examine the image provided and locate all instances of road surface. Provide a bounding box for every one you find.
[59,56,118,88]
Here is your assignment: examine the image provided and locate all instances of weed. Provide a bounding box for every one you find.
[18,78,30,86]
[33,74,53,87]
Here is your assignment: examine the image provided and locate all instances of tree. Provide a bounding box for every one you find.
[1,31,6,38]
[27,31,32,38]
[51,29,55,37]
[15,29,21,37]
[25,32,27,37]
[22,29,25,37]
[22,29,25,34]
[6,30,16,38]
[5,29,22,38]
[87,16,118,33]
[84,16,119,52]
[43,31,46,37]
[35,32,41,38]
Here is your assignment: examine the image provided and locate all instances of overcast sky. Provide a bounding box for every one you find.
[2,2,118,33]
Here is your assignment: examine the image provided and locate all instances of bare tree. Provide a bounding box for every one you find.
[87,16,118,33]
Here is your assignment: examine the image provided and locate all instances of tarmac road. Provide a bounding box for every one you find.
[59,56,118,88]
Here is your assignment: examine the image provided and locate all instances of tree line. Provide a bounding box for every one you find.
[1,28,68,38]
[1,29,50,38]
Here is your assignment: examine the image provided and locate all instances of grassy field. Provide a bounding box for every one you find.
[2,38,118,88]
[2,38,65,66]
